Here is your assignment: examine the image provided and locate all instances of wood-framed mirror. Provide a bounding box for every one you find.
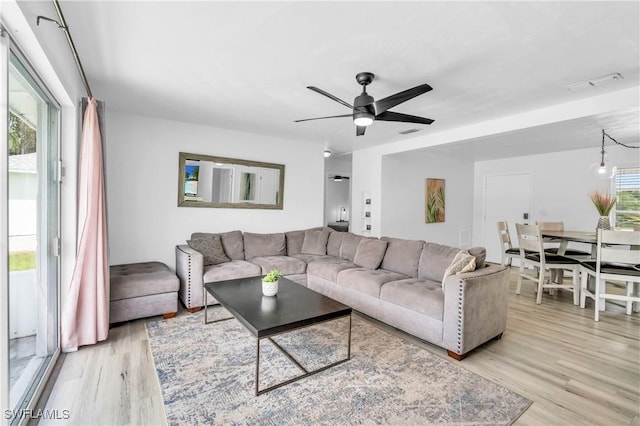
[177,152,285,209]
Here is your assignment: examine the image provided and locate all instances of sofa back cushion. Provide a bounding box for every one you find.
[243,232,286,259]
[191,230,244,260]
[380,237,425,277]
[285,230,306,256]
[340,233,364,261]
[418,242,487,282]
[353,238,388,269]
[327,231,344,257]
[301,229,330,255]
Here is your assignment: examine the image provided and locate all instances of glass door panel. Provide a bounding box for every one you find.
[6,47,59,422]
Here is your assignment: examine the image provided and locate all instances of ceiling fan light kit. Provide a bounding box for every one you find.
[353,112,374,127]
[296,71,434,136]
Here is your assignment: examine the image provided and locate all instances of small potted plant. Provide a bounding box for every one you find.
[590,191,617,230]
[262,269,282,296]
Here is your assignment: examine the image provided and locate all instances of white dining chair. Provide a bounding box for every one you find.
[497,221,520,267]
[579,229,640,321]
[515,223,581,305]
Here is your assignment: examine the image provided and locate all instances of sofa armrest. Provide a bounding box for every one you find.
[176,244,204,310]
[442,263,510,357]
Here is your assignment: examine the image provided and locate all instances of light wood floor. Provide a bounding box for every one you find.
[39,270,640,425]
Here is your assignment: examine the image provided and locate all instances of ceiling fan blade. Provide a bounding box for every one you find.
[294,114,352,123]
[307,86,354,110]
[374,83,433,114]
[376,111,434,125]
[356,125,366,136]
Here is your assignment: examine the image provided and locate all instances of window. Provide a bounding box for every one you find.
[614,167,640,230]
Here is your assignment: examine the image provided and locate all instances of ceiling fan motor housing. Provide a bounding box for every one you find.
[354,93,375,118]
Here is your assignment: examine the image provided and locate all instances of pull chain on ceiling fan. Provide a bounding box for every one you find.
[295,72,434,136]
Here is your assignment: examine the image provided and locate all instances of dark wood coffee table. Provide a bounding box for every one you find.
[204,276,352,396]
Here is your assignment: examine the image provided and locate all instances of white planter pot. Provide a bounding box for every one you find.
[262,280,279,296]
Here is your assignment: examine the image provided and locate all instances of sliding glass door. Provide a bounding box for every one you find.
[1,29,61,425]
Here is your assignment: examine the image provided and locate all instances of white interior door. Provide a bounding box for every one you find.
[482,172,533,263]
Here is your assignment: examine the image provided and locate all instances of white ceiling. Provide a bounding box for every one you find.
[38,1,640,158]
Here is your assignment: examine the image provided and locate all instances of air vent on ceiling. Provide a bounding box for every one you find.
[565,73,624,91]
[399,128,421,135]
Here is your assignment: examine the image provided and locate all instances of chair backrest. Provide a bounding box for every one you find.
[597,229,640,267]
[515,223,545,257]
[497,221,513,249]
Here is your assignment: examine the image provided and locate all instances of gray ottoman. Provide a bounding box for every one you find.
[110,261,179,324]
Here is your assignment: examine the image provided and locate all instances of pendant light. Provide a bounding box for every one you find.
[590,130,616,179]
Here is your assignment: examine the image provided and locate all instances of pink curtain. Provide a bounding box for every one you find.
[61,97,109,352]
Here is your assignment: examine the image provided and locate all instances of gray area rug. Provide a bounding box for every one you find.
[146,309,531,425]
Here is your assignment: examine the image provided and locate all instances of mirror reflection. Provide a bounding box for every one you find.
[178,152,284,209]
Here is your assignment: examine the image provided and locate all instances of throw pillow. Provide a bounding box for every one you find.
[353,238,388,269]
[301,229,330,255]
[442,250,476,283]
[187,235,230,266]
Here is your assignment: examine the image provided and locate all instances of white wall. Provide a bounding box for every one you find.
[381,149,474,246]
[472,145,640,260]
[105,111,324,269]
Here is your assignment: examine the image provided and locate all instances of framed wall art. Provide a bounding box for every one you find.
[425,178,445,223]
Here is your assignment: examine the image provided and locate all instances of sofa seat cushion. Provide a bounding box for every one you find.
[243,232,286,259]
[380,278,444,320]
[336,268,407,298]
[203,260,262,283]
[110,262,179,301]
[307,258,359,282]
[249,256,307,275]
[292,253,335,264]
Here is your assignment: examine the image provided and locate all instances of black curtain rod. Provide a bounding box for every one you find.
[37,0,92,98]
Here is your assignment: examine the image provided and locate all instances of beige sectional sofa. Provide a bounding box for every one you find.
[175,228,510,359]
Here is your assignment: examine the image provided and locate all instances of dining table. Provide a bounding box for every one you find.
[540,230,597,258]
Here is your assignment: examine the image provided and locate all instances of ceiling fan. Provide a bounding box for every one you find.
[295,72,434,136]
